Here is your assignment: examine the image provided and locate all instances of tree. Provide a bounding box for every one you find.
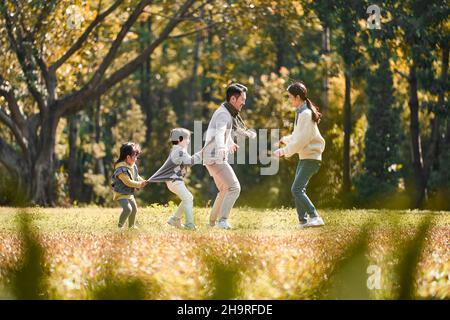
[313,0,365,202]
[0,0,198,205]
[357,32,402,206]
[389,0,448,207]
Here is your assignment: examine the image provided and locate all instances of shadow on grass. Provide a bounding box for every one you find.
[314,223,373,300]
[6,211,49,299]
[89,270,150,300]
[88,233,161,300]
[5,212,160,300]
[396,216,433,299]
[310,215,434,300]
[2,208,437,300]
[199,245,253,300]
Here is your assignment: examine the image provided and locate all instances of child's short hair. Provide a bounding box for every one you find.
[170,128,191,144]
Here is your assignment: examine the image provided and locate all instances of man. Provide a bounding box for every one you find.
[203,83,254,230]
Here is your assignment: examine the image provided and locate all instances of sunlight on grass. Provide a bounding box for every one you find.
[0,207,448,299]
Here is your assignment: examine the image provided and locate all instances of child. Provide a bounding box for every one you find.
[147,128,202,230]
[111,142,148,230]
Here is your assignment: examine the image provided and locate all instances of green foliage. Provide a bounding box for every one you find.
[356,41,403,207]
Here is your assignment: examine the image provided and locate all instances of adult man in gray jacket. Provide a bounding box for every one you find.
[203,83,254,230]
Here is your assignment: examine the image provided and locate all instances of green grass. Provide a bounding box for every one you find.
[0,206,449,299]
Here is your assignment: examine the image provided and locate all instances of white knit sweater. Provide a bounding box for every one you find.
[280,107,325,160]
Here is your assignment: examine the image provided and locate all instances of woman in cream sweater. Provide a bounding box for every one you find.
[273,82,326,228]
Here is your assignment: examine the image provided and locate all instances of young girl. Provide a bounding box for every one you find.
[111,142,148,230]
[147,128,202,230]
[273,82,326,228]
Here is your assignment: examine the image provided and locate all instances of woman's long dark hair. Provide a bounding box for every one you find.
[287,82,322,123]
[115,142,141,165]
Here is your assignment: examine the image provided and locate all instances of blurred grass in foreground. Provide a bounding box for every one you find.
[0,207,448,299]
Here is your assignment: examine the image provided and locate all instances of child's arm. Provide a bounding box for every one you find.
[172,149,203,166]
[118,173,146,188]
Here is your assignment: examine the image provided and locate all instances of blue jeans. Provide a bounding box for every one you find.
[291,159,321,224]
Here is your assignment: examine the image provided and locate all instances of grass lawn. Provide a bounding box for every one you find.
[0,206,449,299]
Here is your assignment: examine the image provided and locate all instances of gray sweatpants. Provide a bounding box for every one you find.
[118,196,138,228]
[206,162,241,223]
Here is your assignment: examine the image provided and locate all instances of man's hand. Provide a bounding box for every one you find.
[279,136,288,145]
[228,142,239,154]
[273,149,283,158]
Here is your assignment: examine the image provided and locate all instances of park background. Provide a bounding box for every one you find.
[0,0,450,209]
[0,0,448,210]
[0,0,449,301]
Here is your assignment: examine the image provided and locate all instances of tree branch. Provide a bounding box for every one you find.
[58,0,197,117]
[167,21,219,40]
[0,135,26,174]
[0,2,46,112]
[86,0,152,89]
[0,106,28,153]
[49,0,124,72]
[0,75,26,129]
[394,68,409,80]
[27,1,58,41]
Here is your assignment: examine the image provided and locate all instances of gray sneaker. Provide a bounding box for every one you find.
[184,223,197,231]
[217,219,232,230]
[305,216,325,228]
[167,217,182,228]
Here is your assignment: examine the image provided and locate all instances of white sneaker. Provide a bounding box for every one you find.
[217,220,232,230]
[299,221,309,229]
[305,216,325,228]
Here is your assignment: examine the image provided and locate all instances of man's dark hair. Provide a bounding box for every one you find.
[226,83,247,102]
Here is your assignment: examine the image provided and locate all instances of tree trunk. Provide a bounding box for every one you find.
[408,64,427,208]
[68,114,80,202]
[343,69,352,195]
[439,42,449,144]
[93,97,106,205]
[138,17,154,141]
[31,113,59,206]
[185,29,201,127]
[321,25,330,111]
[93,0,105,182]
[93,98,105,177]
[423,42,449,204]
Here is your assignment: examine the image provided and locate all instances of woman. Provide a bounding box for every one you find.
[273,82,326,228]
